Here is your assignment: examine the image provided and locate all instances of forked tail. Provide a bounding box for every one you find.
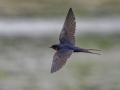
[80,48,101,55]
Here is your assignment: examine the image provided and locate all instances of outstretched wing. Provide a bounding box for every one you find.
[51,49,73,73]
[59,8,76,45]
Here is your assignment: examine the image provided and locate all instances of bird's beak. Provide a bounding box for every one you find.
[49,46,52,48]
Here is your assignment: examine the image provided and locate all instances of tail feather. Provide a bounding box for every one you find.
[88,49,101,51]
[80,48,101,55]
[86,51,101,55]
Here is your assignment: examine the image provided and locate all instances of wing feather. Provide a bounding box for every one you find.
[59,8,76,45]
[51,49,73,73]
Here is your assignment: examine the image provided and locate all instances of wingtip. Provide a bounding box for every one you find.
[51,70,56,73]
[51,69,53,73]
[69,7,72,10]
[51,67,56,73]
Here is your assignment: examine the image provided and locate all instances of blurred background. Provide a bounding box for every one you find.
[0,0,120,90]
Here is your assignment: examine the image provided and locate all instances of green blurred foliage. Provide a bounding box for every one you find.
[0,69,10,79]
[0,0,120,17]
[0,33,120,90]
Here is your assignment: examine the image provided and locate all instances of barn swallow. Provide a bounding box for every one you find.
[50,8,100,73]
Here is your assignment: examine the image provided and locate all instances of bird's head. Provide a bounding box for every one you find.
[50,45,58,51]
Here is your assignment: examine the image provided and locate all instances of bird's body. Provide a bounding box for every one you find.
[52,44,74,51]
[50,8,100,73]
[51,44,85,52]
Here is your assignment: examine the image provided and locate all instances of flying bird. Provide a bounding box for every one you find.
[50,8,100,73]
